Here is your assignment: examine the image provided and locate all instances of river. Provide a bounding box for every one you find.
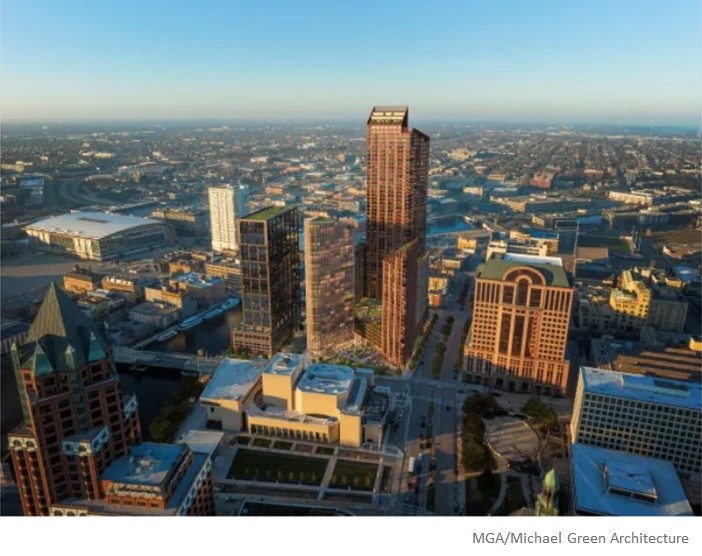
[144,306,242,356]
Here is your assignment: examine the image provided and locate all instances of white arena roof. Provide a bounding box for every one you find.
[26,211,162,240]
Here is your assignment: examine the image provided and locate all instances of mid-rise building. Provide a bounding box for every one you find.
[577,267,688,334]
[168,272,227,305]
[152,207,209,237]
[571,367,701,481]
[208,184,250,253]
[7,284,142,516]
[463,253,574,395]
[63,266,102,294]
[231,206,300,357]
[304,217,355,355]
[49,442,215,516]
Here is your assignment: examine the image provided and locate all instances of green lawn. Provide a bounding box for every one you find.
[251,437,271,448]
[329,460,378,491]
[578,234,630,252]
[228,449,328,485]
[315,446,335,456]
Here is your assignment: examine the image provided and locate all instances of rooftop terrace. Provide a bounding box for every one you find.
[297,363,354,396]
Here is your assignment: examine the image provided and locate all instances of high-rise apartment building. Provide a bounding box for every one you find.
[364,106,429,299]
[231,206,300,357]
[571,366,701,481]
[208,184,249,253]
[304,217,355,355]
[7,284,142,516]
[357,106,429,367]
[7,284,215,516]
[463,253,574,395]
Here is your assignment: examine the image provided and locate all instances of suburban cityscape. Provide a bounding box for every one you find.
[1,106,700,518]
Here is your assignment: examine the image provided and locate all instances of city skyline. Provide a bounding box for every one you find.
[1,0,700,124]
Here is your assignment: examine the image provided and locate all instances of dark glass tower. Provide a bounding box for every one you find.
[231,206,301,357]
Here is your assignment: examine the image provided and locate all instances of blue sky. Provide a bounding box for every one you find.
[1,0,700,123]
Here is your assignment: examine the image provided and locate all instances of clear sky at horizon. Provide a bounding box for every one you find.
[1,0,700,124]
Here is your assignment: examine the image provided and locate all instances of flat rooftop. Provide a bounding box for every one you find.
[179,429,224,457]
[201,358,263,401]
[55,452,208,516]
[171,271,223,288]
[264,353,304,376]
[101,442,184,487]
[243,206,292,221]
[571,443,693,516]
[580,366,702,411]
[480,253,570,288]
[26,211,160,240]
[297,363,354,396]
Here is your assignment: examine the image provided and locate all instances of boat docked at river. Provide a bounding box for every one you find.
[203,307,224,321]
[178,316,203,331]
[156,329,178,342]
[220,296,240,311]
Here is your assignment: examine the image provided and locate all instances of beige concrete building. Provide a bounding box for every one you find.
[199,353,388,447]
[464,253,573,395]
[144,285,198,317]
[200,359,264,431]
[304,217,355,355]
[63,267,101,294]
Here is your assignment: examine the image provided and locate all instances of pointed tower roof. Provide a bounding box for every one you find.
[28,282,93,343]
[21,283,109,375]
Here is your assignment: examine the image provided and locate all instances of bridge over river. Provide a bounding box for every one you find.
[113,346,222,375]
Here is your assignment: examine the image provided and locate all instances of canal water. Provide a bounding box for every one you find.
[144,306,242,356]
